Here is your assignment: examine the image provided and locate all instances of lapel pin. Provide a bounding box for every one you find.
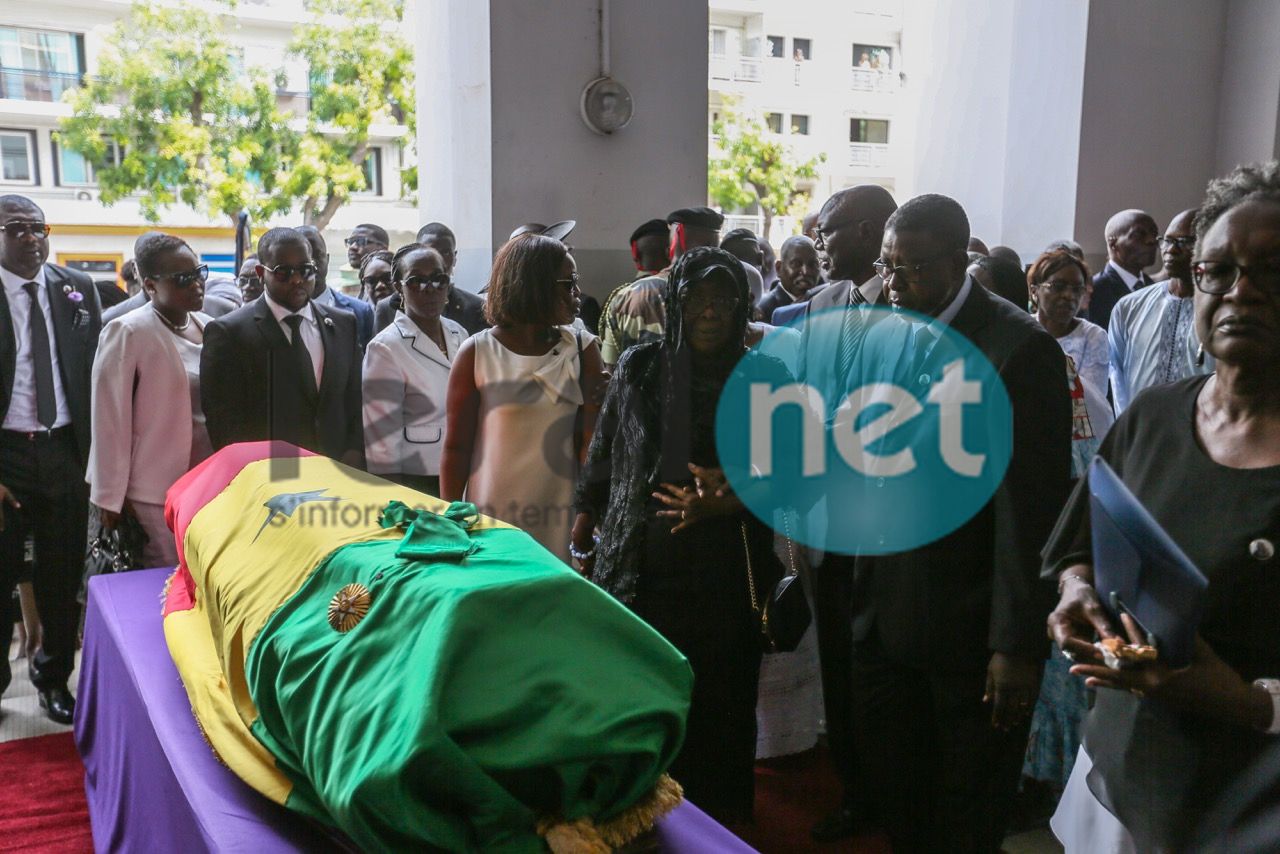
[62,284,84,304]
[323,316,334,328]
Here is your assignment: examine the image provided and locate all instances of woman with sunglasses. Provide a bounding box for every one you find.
[441,234,605,561]
[87,231,213,567]
[361,244,466,495]
[358,249,395,307]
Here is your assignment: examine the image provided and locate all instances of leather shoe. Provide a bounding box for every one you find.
[811,804,860,843]
[37,685,75,725]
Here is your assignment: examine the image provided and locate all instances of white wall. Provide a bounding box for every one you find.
[1214,0,1280,175]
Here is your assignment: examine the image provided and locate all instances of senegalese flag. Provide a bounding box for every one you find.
[162,442,692,852]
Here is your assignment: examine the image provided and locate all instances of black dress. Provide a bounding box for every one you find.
[1043,375,1280,849]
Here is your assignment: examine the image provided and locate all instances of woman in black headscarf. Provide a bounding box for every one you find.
[572,247,786,824]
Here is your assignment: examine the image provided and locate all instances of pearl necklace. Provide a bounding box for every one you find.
[151,305,190,333]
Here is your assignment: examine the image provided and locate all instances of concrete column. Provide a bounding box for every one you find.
[416,0,709,298]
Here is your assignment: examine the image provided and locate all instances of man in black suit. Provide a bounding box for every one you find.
[296,225,375,350]
[848,194,1071,852]
[373,222,487,336]
[755,235,821,321]
[793,183,898,843]
[200,228,363,468]
[1085,208,1159,329]
[0,194,102,723]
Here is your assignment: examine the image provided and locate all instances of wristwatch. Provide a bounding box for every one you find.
[1252,679,1280,734]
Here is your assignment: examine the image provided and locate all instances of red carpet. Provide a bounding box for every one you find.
[735,748,890,854]
[0,733,92,852]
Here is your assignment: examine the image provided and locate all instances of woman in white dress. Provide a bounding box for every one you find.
[362,244,467,495]
[87,232,213,568]
[440,234,605,562]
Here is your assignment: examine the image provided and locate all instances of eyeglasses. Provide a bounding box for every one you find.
[555,274,581,292]
[1191,259,1280,295]
[1037,279,1087,296]
[873,254,949,284]
[262,263,317,281]
[1159,236,1196,250]
[2,221,50,239]
[684,294,739,315]
[401,274,450,292]
[362,273,392,287]
[813,218,858,250]
[344,236,385,249]
[236,275,263,287]
[151,265,209,288]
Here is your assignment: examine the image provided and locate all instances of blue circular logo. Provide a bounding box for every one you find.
[716,305,1013,555]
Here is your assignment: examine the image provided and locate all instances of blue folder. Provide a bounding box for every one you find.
[1088,457,1208,668]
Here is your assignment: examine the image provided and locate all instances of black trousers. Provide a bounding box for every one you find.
[803,555,858,799]
[850,631,1030,854]
[0,428,88,690]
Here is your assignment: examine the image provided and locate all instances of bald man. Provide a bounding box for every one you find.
[1107,208,1212,412]
[1087,208,1159,329]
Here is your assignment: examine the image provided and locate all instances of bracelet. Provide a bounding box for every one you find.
[1057,572,1091,596]
[569,536,598,562]
[1253,679,1280,734]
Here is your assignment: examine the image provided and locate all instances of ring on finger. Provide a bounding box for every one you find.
[1061,648,1076,663]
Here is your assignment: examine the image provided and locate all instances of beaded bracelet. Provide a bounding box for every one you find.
[569,536,598,562]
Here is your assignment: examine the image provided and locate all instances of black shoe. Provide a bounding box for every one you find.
[37,685,75,725]
[811,804,860,842]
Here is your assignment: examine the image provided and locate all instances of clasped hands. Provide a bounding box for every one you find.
[653,463,741,534]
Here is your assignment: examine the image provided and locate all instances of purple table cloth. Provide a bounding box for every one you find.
[74,568,754,853]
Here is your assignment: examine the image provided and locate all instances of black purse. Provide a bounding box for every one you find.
[742,513,811,654]
[86,512,149,576]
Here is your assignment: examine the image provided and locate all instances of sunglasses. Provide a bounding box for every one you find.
[2,221,50,239]
[555,273,581,291]
[236,275,263,286]
[262,263,317,281]
[150,265,209,288]
[401,274,451,292]
[344,236,385,249]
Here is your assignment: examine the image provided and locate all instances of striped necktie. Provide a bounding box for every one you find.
[835,283,869,383]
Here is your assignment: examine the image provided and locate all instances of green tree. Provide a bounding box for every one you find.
[708,100,825,237]
[283,0,415,228]
[57,1,297,227]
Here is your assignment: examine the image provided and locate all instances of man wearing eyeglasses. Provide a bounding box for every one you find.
[1107,209,1213,413]
[0,194,102,724]
[200,228,364,468]
[297,226,374,350]
[343,223,389,271]
[1086,208,1160,330]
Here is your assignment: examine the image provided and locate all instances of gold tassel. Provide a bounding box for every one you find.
[538,775,684,853]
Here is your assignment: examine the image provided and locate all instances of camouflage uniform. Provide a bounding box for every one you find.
[600,271,669,364]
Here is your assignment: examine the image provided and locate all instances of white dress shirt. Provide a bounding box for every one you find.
[313,286,336,307]
[1,263,71,430]
[263,292,324,389]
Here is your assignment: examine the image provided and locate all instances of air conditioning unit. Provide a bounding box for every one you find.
[75,190,97,201]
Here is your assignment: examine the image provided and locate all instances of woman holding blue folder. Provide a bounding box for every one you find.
[1043,161,1280,851]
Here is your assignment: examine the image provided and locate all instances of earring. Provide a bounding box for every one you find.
[1195,344,1205,367]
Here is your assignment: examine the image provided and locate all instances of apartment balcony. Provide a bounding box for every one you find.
[849,143,889,168]
[709,54,762,84]
[850,68,900,93]
[276,89,311,115]
[0,67,82,103]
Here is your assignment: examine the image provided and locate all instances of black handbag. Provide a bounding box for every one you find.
[742,514,811,654]
[86,512,148,576]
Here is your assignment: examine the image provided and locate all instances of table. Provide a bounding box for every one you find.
[74,568,753,853]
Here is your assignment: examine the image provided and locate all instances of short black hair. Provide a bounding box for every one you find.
[884,193,970,253]
[257,227,310,264]
[1195,160,1280,240]
[720,227,758,250]
[133,231,193,278]
[358,249,394,277]
[351,223,390,245]
[416,221,455,245]
[391,243,445,280]
[0,194,41,217]
[969,254,1028,308]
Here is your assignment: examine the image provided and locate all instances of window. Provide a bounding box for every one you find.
[709,28,728,58]
[850,118,890,144]
[853,43,893,70]
[790,114,810,135]
[0,130,36,184]
[792,38,812,61]
[0,27,84,102]
[765,112,783,134]
[359,149,382,195]
[766,35,785,58]
[54,141,121,186]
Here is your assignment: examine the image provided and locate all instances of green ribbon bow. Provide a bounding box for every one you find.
[379,500,481,561]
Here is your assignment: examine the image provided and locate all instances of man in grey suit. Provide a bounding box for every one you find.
[0,195,102,723]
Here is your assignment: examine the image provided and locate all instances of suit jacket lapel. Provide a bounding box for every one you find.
[43,266,79,383]
[252,297,290,350]
[947,275,994,341]
[0,286,14,407]
[314,302,341,403]
[400,315,453,370]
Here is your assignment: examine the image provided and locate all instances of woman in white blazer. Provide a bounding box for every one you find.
[87,232,213,568]
[362,244,467,494]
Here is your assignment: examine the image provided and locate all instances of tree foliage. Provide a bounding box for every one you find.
[284,0,416,228]
[708,99,825,235]
[58,2,295,226]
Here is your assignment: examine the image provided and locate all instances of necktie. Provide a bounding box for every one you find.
[909,325,934,389]
[284,314,318,399]
[24,282,57,428]
[835,284,869,384]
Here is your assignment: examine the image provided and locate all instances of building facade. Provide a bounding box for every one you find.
[708,0,904,243]
[0,0,417,292]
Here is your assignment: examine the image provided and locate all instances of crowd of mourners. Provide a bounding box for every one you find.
[2,156,1278,853]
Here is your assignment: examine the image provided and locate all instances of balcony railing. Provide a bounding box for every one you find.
[848,143,889,168]
[709,54,762,83]
[850,68,900,93]
[0,67,82,102]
